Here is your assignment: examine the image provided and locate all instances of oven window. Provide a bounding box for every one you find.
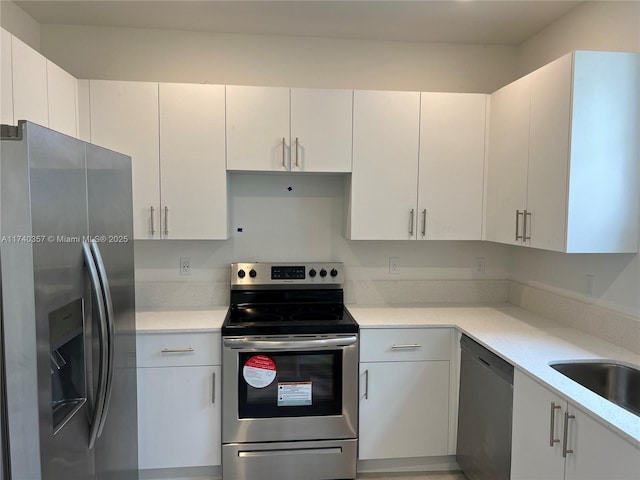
[238,350,342,418]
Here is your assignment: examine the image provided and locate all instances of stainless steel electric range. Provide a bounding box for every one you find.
[221,262,359,480]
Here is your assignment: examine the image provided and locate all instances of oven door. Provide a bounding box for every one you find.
[222,334,358,444]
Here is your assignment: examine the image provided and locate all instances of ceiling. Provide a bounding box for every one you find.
[15,0,584,45]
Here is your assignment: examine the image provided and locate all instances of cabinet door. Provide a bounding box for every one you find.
[11,35,48,127]
[511,370,565,480]
[89,80,160,239]
[46,61,77,138]
[290,88,352,172]
[159,83,228,239]
[418,93,486,240]
[1,28,13,125]
[350,90,420,240]
[564,405,640,480]
[137,365,221,470]
[359,361,449,459]
[226,85,289,171]
[527,54,572,252]
[485,76,530,245]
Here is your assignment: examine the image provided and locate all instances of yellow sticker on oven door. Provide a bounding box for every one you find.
[243,355,276,388]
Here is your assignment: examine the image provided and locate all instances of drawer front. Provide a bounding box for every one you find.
[137,332,221,367]
[360,328,450,362]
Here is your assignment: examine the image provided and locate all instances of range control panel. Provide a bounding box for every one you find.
[231,262,344,286]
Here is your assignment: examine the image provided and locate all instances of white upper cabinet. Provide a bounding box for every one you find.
[2,29,77,137]
[486,51,639,253]
[349,90,421,240]
[226,85,290,171]
[418,93,487,240]
[349,90,486,240]
[485,75,531,246]
[159,83,228,240]
[89,80,161,239]
[226,85,353,172]
[46,60,77,138]
[11,35,48,128]
[290,88,352,172]
[1,28,13,125]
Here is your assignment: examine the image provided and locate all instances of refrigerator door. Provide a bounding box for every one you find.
[28,123,95,479]
[86,143,138,480]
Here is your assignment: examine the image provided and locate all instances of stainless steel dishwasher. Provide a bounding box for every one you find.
[457,334,514,480]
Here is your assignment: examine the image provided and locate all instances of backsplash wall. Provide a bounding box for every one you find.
[134,174,510,309]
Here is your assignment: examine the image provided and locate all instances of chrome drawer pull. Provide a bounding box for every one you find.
[391,344,422,349]
[160,347,194,353]
[562,411,575,457]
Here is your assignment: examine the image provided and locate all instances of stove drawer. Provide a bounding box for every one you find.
[137,331,221,367]
[360,328,451,362]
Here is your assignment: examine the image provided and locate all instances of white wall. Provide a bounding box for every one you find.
[38,24,517,93]
[517,1,640,75]
[0,0,40,51]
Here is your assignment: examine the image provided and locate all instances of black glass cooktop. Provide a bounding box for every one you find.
[222,289,358,336]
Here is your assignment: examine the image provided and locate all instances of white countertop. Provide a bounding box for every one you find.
[135,304,640,445]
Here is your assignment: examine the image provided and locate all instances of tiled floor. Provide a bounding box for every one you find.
[357,473,467,480]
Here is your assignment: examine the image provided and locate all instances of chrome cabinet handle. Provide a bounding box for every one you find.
[549,402,561,446]
[150,206,155,235]
[364,369,369,400]
[295,137,299,167]
[391,344,422,349]
[523,210,532,241]
[164,206,169,236]
[421,209,427,237]
[212,372,216,404]
[515,210,523,241]
[562,411,575,457]
[160,347,194,353]
[409,209,415,236]
[282,137,286,168]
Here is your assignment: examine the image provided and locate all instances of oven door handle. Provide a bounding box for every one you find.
[223,336,358,350]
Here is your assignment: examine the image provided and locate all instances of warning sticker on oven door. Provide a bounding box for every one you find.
[243,355,276,388]
[277,382,312,406]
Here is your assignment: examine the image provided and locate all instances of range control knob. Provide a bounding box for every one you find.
[319,268,327,278]
[330,268,338,278]
[249,269,257,278]
[309,268,317,278]
[237,270,246,279]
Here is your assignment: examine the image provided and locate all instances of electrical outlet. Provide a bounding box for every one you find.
[180,257,191,276]
[473,257,486,274]
[389,257,400,274]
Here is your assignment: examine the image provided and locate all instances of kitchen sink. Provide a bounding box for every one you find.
[550,361,640,416]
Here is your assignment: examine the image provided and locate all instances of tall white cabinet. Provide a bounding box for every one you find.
[88,80,228,240]
[418,93,486,240]
[349,90,421,240]
[1,28,13,125]
[486,50,639,253]
[89,80,161,239]
[159,83,228,240]
[511,369,640,480]
[349,90,486,240]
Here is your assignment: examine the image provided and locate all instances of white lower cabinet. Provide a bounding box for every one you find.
[358,328,451,460]
[137,332,221,471]
[511,369,640,480]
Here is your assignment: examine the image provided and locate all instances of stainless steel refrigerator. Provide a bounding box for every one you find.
[0,121,138,480]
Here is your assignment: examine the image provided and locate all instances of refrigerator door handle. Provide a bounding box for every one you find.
[90,241,115,439]
[82,242,108,450]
